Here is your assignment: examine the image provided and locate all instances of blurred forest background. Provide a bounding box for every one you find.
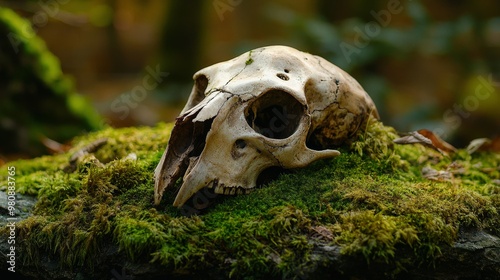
[0,0,499,160]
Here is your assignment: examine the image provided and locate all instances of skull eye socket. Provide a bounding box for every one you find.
[245,90,304,139]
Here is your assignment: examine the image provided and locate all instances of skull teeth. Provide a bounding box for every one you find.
[214,185,224,194]
[207,181,253,195]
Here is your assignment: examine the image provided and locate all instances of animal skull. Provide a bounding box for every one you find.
[154,45,378,207]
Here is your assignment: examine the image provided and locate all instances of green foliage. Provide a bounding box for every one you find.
[0,119,499,278]
[0,7,102,156]
[265,1,500,141]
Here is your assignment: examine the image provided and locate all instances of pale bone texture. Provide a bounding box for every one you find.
[154,45,379,207]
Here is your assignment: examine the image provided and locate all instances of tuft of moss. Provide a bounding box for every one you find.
[332,210,419,263]
[114,206,170,260]
[0,119,499,278]
[245,50,254,65]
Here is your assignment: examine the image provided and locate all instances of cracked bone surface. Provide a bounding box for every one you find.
[154,45,379,207]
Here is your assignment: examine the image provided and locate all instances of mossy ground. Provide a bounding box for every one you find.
[1,118,499,278]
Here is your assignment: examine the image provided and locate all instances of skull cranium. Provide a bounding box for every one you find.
[154,45,378,207]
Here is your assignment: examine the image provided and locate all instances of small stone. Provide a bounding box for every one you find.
[124,153,137,161]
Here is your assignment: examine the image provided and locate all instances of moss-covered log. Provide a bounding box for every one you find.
[0,119,499,279]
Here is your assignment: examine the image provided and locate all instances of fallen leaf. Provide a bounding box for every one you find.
[448,161,466,175]
[310,225,334,242]
[394,131,432,145]
[64,138,108,173]
[491,137,500,152]
[421,166,453,182]
[467,138,491,154]
[466,137,500,154]
[40,136,72,154]
[417,129,457,154]
[394,129,457,155]
[68,138,108,163]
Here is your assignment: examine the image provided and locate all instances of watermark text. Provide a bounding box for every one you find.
[6,166,17,273]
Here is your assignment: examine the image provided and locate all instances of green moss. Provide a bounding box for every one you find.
[0,7,102,156]
[245,50,254,65]
[1,119,499,278]
[71,122,173,163]
[114,207,170,260]
[332,210,419,262]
